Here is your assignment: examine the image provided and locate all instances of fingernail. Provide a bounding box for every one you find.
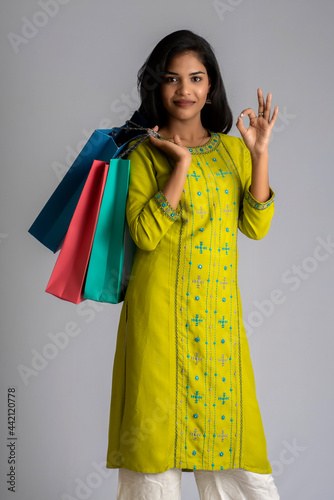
[240,113,244,118]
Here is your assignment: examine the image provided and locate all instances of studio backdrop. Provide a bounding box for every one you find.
[1,1,333,499]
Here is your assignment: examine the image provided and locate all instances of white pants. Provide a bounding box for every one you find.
[117,467,280,500]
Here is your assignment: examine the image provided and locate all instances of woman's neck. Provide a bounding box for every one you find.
[158,118,210,147]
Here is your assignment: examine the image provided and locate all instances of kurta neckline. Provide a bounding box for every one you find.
[187,132,220,155]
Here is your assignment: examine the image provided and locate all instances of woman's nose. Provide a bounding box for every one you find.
[176,80,191,95]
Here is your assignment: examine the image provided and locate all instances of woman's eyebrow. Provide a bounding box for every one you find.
[163,71,206,76]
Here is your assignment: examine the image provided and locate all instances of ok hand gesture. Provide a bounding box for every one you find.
[236,88,278,157]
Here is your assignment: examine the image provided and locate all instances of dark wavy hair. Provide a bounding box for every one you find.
[137,30,233,134]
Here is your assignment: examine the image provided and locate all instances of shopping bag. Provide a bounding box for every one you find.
[45,160,109,304]
[83,158,136,304]
[29,111,150,252]
[29,131,117,252]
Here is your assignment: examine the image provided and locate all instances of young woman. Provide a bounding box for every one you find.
[106,29,280,499]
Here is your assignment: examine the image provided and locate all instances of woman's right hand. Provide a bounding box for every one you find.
[148,126,192,168]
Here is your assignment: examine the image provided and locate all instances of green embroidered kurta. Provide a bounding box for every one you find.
[106,133,275,474]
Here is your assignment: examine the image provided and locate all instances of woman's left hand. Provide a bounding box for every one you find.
[236,88,278,157]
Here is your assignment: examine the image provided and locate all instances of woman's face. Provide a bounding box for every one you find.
[160,51,211,125]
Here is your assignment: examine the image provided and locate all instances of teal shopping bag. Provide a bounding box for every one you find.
[83,158,136,303]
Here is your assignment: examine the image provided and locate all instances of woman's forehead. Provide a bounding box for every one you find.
[165,51,207,74]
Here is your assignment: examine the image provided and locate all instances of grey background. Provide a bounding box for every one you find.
[1,0,333,499]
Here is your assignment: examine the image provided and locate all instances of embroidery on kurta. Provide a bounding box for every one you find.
[174,133,245,470]
[154,191,181,220]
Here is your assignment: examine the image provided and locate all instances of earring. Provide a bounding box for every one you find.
[206,95,212,104]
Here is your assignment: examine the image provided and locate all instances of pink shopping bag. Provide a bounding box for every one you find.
[45,160,109,303]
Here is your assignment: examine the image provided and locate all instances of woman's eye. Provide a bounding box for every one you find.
[163,76,202,83]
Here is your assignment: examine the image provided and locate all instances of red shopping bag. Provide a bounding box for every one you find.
[45,160,109,304]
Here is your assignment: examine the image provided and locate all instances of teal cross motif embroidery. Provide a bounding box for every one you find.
[218,393,229,405]
[191,391,203,403]
[191,352,203,365]
[197,207,207,219]
[221,243,230,255]
[223,205,232,216]
[191,314,203,327]
[192,275,205,288]
[218,316,228,329]
[216,169,228,178]
[216,430,228,442]
[218,354,229,367]
[191,171,201,181]
[195,241,207,254]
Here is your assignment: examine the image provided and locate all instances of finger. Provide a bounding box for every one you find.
[149,133,177,152]
[236,114,248,137]
[148,135,169,152]
[241,108,257,122]
[269,105,279,127]
[148,125,160,138]
[148,130,161,144]
[257,88,265,115]
[173,134,182,145]
[264,93,272,121]
[148,130,157,140]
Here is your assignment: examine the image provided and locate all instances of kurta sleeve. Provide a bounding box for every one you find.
[125,140,181,251]
[237,139,275,240]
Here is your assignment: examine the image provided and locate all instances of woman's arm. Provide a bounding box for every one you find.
[161,160,190,210]
[249,151,270,203]
[125,134,191,252]
[148,126,192,210]
[237,139,275,240]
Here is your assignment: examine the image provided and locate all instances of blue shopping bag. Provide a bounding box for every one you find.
[28,111,149,252]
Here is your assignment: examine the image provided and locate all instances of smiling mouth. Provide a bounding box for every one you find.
[174,100,195,107]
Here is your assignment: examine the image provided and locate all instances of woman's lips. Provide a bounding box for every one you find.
[173,100,195,107]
